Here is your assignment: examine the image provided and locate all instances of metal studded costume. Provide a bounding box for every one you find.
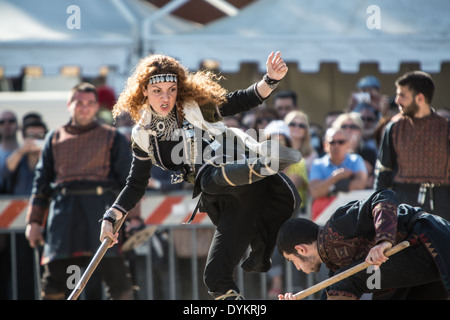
[110,84,301,298]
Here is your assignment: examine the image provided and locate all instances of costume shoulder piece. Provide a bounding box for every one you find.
[131,125,152,155]
[183,100,227,136]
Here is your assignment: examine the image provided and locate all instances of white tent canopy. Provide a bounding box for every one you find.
[0,0,200,78]
[148,0,450,73]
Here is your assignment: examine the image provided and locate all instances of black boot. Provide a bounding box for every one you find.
[210,289,245,300]
[213,141,301,186]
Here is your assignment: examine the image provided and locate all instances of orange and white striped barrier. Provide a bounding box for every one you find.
[0,193,212,229]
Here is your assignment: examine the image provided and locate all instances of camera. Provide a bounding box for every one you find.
[353,92,371,103]
[34,139,45,149]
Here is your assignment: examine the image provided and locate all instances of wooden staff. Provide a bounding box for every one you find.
[293,240,410,300]
[67,215,127,300]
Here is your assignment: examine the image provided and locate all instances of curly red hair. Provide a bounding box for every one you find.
[113,54,228,124]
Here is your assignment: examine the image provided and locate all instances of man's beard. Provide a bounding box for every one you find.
[295,252,322,273]
[400,99,419,117]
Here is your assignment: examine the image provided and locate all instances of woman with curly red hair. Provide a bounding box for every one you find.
[100,51,301,299]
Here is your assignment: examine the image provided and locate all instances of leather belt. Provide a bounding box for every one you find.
[60,186,109,196]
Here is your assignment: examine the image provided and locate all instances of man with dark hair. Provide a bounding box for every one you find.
[374,71,450,221]
[395,71,435,105]
[25,82,135,299]
[277,189,450,300]
[273,90,298,119]
[0,115,48,195]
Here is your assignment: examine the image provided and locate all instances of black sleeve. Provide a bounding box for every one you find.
[112,146,152,213]
[219,83,264,117]
[374,122,396,190]
[109,131,133,190]
[329,189,399,239]
[30,131,56,206]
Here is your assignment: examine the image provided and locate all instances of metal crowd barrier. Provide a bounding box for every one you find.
[0,192,320,300]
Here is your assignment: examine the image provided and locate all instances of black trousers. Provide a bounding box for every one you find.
[199,166,266,295]
[393,183,450,221]
[326,242,448,300]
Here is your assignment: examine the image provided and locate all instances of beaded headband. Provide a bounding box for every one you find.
[148,73,178,85]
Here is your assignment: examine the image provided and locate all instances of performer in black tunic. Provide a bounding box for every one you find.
[277,189,450,300]
[25,83,135,299]
[99,51,302,299]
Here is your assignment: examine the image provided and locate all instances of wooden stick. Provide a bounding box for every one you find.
[293,240,410,300]
[67,215,127,300]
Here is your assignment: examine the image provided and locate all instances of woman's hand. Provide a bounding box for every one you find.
[257,51,289,98]
[266,51,288,81]
[100,220,119,248]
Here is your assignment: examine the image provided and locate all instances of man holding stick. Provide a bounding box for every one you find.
[25,83,135,300]
[277,189,450,300]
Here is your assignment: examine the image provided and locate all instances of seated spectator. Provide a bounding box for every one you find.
[309,128,368,219]
[309,122,324,157]
[251,104,278,139]
[284,110,318,172]
[323,110,344,129]
[264,120,308,213]
[272,90,298,120]
[332,112,377,189]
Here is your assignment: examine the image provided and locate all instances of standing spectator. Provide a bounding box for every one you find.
[373,97,400,149]
[332,112,378,189]
[0,112,45,299]
[95,76,116,111]
[355,103,381,151]
[0,116,48,195]
[24,82,135,300]
[374,71,450,221]
[347,75,389,115]
[0,110,19,193]
[284,110,318,172]
[309,128,368,218]
[272,90,298,120]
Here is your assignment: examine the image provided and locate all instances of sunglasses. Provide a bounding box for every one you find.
[289,122,307,129]
[256,117,274,124]
[0,118,17,125]
[361,117,377,122]
[341,124,360,130]
[25,133,46,139]
[328,139,348,145]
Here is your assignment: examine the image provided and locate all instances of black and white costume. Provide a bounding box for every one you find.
[110,84,301,298]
